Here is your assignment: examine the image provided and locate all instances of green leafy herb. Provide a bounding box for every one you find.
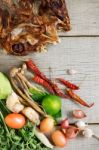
[0,101,51,150]
[0,114,51,150]
[0,100,10,117]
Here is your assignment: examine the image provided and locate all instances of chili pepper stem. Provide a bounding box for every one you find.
[66,89,94,108]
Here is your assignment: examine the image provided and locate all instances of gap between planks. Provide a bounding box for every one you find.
[59,35,99,37]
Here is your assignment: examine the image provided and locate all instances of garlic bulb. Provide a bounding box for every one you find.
[83,128,93,138]
[75,121,87,130]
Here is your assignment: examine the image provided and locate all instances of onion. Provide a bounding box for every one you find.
[72,109,86,119]
[51,130,67,147]
[60,118,69,129]
[65,126,79,139]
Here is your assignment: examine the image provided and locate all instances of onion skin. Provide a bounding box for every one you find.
[40,117,54,134]
[51,130,67,147]
[72,109,86,119]
[60,118,69,129]
[64,126,79,139]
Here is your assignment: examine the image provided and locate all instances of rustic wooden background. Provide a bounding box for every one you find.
[0,0,99,149]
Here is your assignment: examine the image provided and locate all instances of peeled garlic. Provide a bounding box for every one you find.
[75,121,87,130]
[83,128,93,138]
[67,69,78,75]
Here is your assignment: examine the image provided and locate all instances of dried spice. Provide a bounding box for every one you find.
[32,76,55,94]
[67,89,94,108]
[57,78,79,90]
[26,59,68,98]
[0,0,70,55]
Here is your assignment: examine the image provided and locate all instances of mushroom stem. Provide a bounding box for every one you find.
[10,76,46,116]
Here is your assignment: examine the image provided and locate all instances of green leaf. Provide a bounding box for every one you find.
[29,88,48,102]
[53,110,62,121]
[0,100,10,117]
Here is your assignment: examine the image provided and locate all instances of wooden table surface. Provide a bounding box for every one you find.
[0,0,99,149]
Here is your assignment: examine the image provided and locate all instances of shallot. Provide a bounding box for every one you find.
[60,118,69,129]
[65,126,79,139]
[72,109,86,119]
[51,130,67,147]
[40,117,54,134]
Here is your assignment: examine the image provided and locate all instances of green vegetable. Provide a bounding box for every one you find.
[0,72,12,99]
[0,114,51,150]
[0,103,51,150]
[29,87,48,102]
[42,95,61,116]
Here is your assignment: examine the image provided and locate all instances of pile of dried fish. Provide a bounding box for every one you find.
[0,0,70,55]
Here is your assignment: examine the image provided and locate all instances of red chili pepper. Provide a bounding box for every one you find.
[32,76,55,94]
[51,83,68,98]
[26,59,51,83]
[57,78,79,90]
[26,59,68,98]
[67,89,94,108]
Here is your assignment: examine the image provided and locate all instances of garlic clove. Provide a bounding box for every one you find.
[75,121,87,130]
[67,69,78,75]
[82,128,94,138]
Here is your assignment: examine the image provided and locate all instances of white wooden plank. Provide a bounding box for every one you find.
[59,0,99,36]
[0,37,99,123]
[55,125,99,150]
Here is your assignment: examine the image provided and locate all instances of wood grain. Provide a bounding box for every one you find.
[59,0,99,36]
[0,37,99,123]
[54,125,99,150]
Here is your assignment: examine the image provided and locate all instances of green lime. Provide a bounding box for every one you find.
[42,95,61,116]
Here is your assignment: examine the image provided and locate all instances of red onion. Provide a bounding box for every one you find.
[65,126,79,139]
[60,118,69,129]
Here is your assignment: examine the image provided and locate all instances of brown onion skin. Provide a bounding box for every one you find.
[51,130,67,147]
[65,126,79,139]
[40,117,54,134]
